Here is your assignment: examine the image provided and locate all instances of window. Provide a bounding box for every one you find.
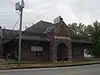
[36,51,43,56]
[32,51,43,56]
[30,46,43,56]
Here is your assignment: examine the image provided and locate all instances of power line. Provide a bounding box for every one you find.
[12,17,20,30]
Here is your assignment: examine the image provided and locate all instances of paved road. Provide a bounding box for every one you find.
[0,64,100,75]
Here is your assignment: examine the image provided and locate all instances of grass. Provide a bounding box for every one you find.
[0,58,99,70]
[6,60,100,69]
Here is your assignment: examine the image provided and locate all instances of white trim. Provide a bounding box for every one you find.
[54,36,70,40]
[31,46,43,51]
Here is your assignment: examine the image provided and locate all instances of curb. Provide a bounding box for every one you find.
[0,61,100,72]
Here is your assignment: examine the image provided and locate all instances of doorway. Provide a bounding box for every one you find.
[57,43,68,61]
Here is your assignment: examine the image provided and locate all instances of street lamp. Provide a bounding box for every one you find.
[15,0,24,65]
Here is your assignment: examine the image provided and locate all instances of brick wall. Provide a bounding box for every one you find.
[72,43,84,61]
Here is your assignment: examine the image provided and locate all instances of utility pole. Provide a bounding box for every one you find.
[15,0,24,66]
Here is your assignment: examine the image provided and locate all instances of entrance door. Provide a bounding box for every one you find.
[57,43,68,61]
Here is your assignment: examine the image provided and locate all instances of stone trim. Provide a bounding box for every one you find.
[54,36,71,40]
[50,38,72,62]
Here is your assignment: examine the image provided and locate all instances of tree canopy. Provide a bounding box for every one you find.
[68,21,100,57]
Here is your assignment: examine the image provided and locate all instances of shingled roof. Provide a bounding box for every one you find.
[25,20,88,36]
[2,29,18,44]
[25,20,56,34]
[2,20,91,44]
[25,20,91,44]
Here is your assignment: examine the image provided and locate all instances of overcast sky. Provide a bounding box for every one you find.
[0,0,100,30]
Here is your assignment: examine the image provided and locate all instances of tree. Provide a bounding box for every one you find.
[68,23,78,34]
[84,25,94,36]
[68,23,87,35]
[68,21,100,57]
[86,21,100,57]
[77,23,87,35]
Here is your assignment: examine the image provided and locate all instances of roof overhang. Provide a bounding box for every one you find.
[71,39,92,44]
[15,36,50,42]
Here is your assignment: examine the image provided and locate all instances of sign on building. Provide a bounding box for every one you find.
[31,46,43,51]
[53,16,63,24]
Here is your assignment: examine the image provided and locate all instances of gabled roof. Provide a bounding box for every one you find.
[44,25,56,34]
[1,20,91,44]
[25,20,91,44]
[25,20,56,34]
[25,20,72,34]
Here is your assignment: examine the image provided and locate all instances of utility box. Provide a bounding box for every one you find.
[15,2,21,10]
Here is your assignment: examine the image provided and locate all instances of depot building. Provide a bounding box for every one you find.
[0,16,92,62]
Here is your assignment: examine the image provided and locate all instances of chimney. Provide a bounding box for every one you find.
[53,16,63,24]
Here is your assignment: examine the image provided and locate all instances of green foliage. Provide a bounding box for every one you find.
[87,21,100,57]
[68,21,100,57]
[68,23,87,35]
[68,23,78,34]
[84,25,93,36]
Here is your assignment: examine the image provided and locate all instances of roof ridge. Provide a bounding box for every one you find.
[39,20,53,24]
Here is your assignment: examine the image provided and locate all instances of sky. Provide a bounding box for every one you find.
[0,0,100,30]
